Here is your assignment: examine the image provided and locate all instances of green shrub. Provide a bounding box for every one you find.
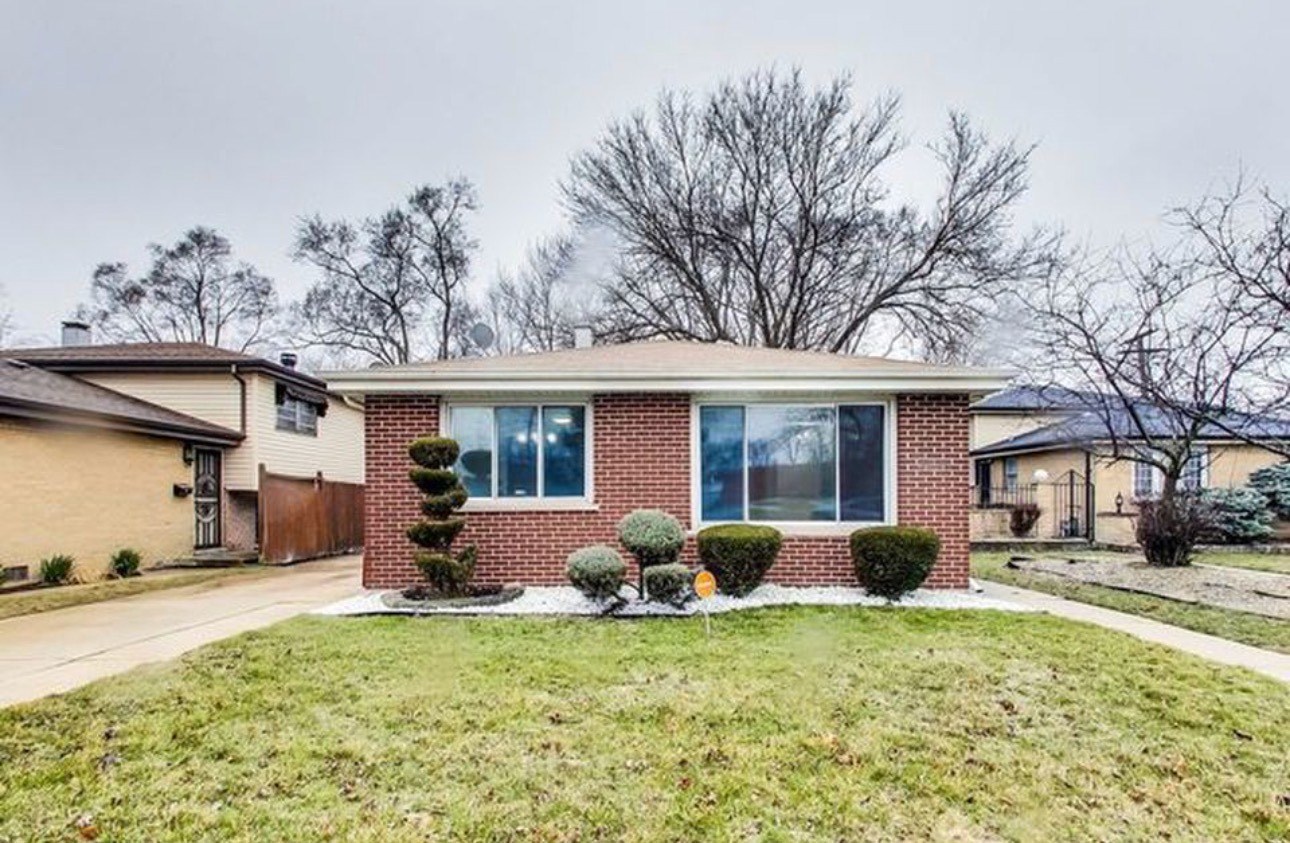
[109,548,142,579]
[849,526,939,600]
[1249,462,1290,519]
[617,510,685,567]
[1199,487,1274,544]
[643,564,692,606]
[566,545,627,601]
[408,436,460,469]
[1009,503,1041,537]
[406,518,467,550]
[421,488,469,518]
[406,435,476,596]
[415,547,478,595]
[696,524,782,596]
[39,554,75,585]
[409,467,460,496]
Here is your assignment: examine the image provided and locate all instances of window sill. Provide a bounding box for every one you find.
[461,498,600,514]
[691,521,892,538]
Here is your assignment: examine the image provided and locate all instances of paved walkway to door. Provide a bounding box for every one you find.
[0,554,362,707]
[978,579,1290,684]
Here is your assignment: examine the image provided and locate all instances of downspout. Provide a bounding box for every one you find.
[231,364,248,435]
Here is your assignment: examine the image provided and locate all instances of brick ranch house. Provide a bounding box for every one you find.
[326,340,1010,590]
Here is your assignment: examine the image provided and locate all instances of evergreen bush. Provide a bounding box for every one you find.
[406,436,477,596]
[696,524,782,596]
[1249,462,1290,519]
[109,548,142,579]
[1199,487,1274,544]
[849,527,939,600]
[566,545,627,602]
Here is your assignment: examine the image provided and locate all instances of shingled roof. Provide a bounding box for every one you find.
[324,340,1012,394]
[4,342,327,392]
[0,358,242,445]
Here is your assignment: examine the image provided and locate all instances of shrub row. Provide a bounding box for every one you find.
[566,509,944,604]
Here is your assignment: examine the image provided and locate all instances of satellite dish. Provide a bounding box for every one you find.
[469,322,495,351]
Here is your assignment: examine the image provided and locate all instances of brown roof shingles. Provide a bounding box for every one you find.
[0,359,242,444]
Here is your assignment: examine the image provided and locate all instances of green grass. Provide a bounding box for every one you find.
[1197,551,1290,575]
[0,566,271,621]
[973,552,1290,654]
[2,610,1289,841]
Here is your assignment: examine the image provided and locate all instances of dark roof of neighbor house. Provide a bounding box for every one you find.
[0,358,243,445]
[971,401,1290,458]
[3,341,328,393]
[970,384,1102,412]
[323,340,1013,394]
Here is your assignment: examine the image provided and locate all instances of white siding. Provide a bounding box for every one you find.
[248,374,365,484]
[79,371,258,488]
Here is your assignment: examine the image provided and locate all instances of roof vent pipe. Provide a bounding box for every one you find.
[572,325,594,349]
[279,352,298,369]
[61,320,92,347]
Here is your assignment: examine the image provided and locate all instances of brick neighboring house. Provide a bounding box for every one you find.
[328,340,1010,590]
[4,322,365,571]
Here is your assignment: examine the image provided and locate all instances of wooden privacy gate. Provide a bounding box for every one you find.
[258,466,364,563]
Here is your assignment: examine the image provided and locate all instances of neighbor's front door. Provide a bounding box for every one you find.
[193,448,222,549]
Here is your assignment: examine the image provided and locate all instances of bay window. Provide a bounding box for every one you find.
[699,403,888,524]
[448,404,587,499]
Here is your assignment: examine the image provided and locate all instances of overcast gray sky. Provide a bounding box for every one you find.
[2,1,1287,345]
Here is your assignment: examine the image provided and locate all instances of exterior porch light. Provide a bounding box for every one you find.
[1115,492,1124,514]
[183,443,195,465]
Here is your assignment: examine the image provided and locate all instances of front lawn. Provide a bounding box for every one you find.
[973,552,1290,655]
[3,610,1288,840]
[1198,550,1290,576]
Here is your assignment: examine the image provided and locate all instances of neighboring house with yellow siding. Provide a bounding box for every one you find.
[2,322,365,579]
[969,386,1289,546]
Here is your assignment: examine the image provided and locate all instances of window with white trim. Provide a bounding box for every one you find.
[1132,460,1157,499]
[276,396,318,436]
[448,405,588,499]
[1132,448,1208,500]
[1003,457,1019,492]
[1181,447,1207,491]
[698,403,887,524]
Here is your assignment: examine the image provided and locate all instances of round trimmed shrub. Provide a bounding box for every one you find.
[409,467,460,496]
[643,564,692,606]
[408,436,460,468]
[617,510,685,567]
[849,526,940,601]
[109,548,142,579]
[567,545,627,601]
[696,524,782,596]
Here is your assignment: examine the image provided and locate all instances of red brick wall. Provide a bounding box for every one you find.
[363,392,971,589]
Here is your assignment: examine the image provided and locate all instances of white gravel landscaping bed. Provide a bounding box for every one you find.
[312,584,1035,617]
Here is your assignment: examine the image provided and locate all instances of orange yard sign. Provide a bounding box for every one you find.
[694,570,716,599]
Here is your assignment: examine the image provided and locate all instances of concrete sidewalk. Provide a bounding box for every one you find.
[0,554,362,707]
[978,580,1290,684]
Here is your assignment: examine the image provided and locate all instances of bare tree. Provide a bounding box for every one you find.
[562,68,1060,357]
[1169,180,1290,431]
[0,285,13,347]
[80,227,277,351]
[1026,235,1284,563]
[292,180,478,365]
[486,230,612,353]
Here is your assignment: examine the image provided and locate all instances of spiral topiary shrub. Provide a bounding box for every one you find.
[849,526,940,601]
[643,564,692,606]
[617,509,685,597]
[109,548,142,579]
[406,436,477,596]
[567,545,627,602]
[696,524,782,596]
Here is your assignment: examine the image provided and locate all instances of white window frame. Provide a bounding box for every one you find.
[690,398,896,535]
[276,395,318,436]
[1132,446,1209,500]
[1003,457,1019,492]
[443,400,595,511]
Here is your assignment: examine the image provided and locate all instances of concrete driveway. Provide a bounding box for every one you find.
[0,554,362,707]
